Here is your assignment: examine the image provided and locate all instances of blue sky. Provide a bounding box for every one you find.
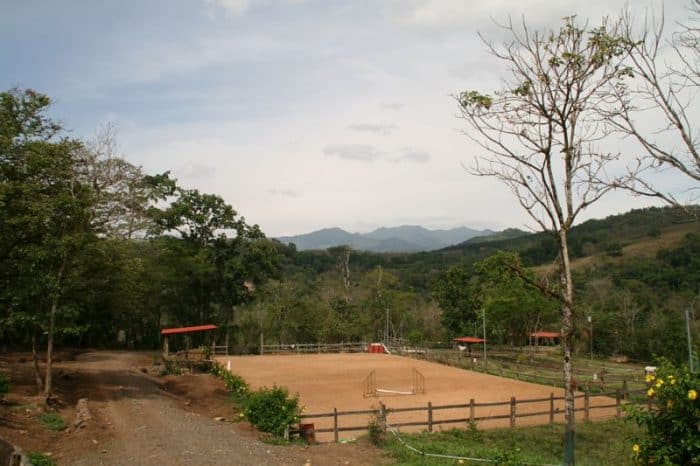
[1,0,691,236]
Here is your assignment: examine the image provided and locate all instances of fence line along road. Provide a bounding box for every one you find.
[291,388,648,443]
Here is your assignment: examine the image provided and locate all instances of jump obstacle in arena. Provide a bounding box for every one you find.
[362,368,425,397]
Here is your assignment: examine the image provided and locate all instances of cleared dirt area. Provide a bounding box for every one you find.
[218,353,619,441]
[0,351,389,465]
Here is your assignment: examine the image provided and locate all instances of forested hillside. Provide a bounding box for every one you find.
[248,206,698,364]
[1,89,698,378]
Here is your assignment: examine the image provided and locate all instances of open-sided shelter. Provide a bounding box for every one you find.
[161,324,218,357]
[452,336,486,357]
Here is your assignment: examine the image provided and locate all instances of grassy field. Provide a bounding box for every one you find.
[382,418,643,466]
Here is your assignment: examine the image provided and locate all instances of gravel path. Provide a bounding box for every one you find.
[68,352,308,466]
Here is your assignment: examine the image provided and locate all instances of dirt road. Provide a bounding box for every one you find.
[0,351,387,466]
[66,352,306,465]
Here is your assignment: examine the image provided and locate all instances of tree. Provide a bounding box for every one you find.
[474,252,559,346]
[611,3,700,205]
[75,124,153,239]
[432,266,480,335]
[457,17,633,465]
[148,184,278,334]
[0,89,94,399]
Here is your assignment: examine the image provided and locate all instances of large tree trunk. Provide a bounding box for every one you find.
[32,333,43,392]
[559,230,576,466]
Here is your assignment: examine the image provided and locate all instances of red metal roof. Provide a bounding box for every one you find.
[530,331,561,338]
[453,336,486,343]
[161,324,218,335]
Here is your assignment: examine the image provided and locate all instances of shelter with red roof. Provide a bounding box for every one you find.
[161,324,218,357]
[452,336,486,357]
[529,331,561,347]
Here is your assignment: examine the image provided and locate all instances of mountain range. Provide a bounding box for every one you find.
[276,225,527,252]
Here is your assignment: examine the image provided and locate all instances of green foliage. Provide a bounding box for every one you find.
[627,361,700,465]
[161,360,183,376]
[367,415,386,446]
[211,363,250,404]
[27,452,56,466]
[0,374,8,398]
[39,412,66,431]
[382,419,641,466]
[243,385,300,437]
[458,90,493,109]
[466,419,482,441]
[432,266,479,334]
[491,447,525,466]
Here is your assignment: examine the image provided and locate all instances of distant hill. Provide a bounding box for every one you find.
[276,225,501,252]
[462,228,530,245]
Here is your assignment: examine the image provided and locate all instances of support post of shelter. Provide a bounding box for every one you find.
[163,335,169,356]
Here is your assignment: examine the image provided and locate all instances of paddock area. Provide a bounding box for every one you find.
[216,353,620,441]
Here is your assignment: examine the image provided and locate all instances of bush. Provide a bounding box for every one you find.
[210,363,250,404]
[367,416,386,446]
[627,360,699,465]
[39,412,66,431]
[27,452,56,466]
[244,385,300,437]
[0,374,9,398]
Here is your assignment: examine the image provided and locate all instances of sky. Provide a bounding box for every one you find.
[0,0,693,236]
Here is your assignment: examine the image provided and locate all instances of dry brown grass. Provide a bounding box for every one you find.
[532,222,699,275]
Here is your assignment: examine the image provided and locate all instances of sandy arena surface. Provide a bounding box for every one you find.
[217,353,619,441]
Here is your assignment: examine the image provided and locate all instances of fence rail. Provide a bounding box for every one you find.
[396,349,646,392]
[292,388,648,442]
[262,342,368,354]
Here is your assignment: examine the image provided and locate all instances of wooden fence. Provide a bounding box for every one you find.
[291,388,648,443]
[399,349,645,393]
[262,342,368,354]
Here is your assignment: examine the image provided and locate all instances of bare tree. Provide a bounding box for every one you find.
[457,16,633,465]
[611,3,700,205]
[75,124,151,238]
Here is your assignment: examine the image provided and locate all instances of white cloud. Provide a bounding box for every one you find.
[396,150,431,163]
[348,123,398,134]
[205,0,307,16]
[323,144,382,162]
[206,0,251,16]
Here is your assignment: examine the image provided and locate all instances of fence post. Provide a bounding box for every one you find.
[333,408,339,442]
[584,391,590,422]
[469,398,475,425]
[616,389,621,418]
[549,392,554,424]
[378,402,387,435]
[427,402,433,432]
[510,397,516,428]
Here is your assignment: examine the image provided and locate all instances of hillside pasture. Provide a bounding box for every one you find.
[216,353,620,441]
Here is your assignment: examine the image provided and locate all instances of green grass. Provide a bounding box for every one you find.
[27,452,56,466]
[382,419,643,466]
[39,412,66,431]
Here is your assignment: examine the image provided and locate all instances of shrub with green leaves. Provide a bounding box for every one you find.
[244,385,300,437]
[0,374,9,398]
[367,416,386,446]
[39,412,66,431]
[210,363,250,403]
[627,360,699,465]
[28,452,56,466]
